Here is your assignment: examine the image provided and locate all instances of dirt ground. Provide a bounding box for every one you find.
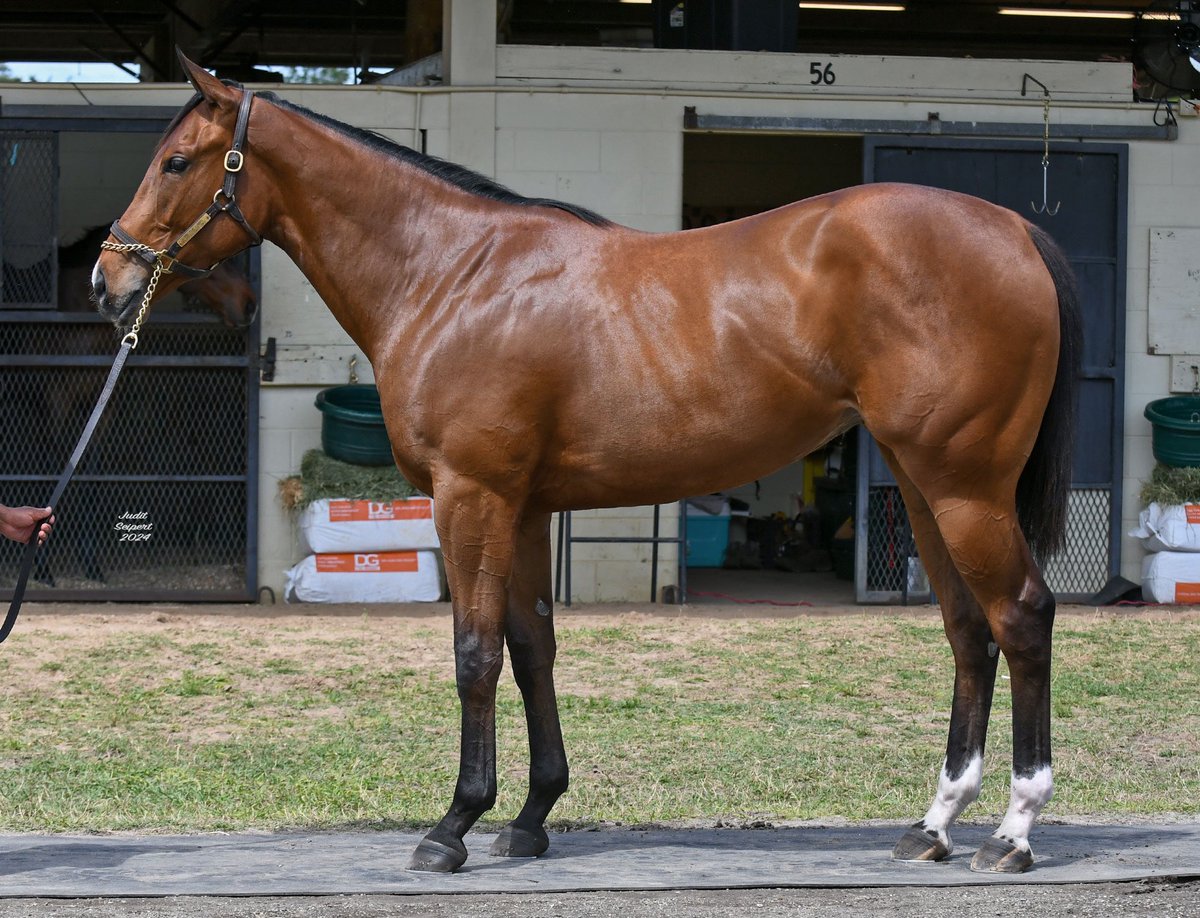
[3,882,1200,918]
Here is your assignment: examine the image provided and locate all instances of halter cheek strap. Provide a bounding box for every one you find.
[105,90,261,282]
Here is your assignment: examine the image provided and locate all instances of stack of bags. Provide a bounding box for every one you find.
[1133,501,1200,603]
[282,450,443,603]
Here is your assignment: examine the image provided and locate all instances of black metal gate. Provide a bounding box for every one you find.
[0,127,259,602]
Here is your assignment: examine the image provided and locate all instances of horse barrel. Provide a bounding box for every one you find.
[315,384,392,466]
[1146,396,1200,468]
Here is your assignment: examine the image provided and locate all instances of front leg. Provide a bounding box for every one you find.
[491,512,568,859]
[408,481,519,873]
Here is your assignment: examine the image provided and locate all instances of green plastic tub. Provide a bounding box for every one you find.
[315,385,392,466]
[1146,396,1200,468]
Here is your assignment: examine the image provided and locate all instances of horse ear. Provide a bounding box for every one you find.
[176,48,238,110]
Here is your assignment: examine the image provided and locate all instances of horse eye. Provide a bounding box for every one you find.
[163,155,190,174]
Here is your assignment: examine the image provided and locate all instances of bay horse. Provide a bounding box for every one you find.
[93,55,1081,875]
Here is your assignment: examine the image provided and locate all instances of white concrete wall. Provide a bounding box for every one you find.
[5,44,1191,599]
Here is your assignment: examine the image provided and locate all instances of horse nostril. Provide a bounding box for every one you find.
[92,272,107,302]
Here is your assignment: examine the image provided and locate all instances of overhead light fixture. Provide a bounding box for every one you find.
[998,7,1133,19]
[799,2,905,10]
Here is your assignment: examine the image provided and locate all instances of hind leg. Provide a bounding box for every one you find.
[970,560,1054,873]
[883,448,1051,868]
[491,512,569,859]
[883,454,998,864]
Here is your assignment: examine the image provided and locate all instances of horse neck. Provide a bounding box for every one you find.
[255,104,497,357]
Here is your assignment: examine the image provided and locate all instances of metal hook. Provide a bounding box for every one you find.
[348,354,359,385]
[1022,74,1060,216]
[1033,149,1061,216]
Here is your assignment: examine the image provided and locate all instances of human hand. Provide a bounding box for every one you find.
[0,505,55,545]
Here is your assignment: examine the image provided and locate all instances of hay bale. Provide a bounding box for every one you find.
[279,449,419,511]
[1140,463,1200,507]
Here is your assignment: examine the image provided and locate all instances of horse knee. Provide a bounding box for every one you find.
[454,776,498,816]
[454,631,504,697]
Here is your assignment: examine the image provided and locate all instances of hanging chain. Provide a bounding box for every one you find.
[1021,73,1059,216]
[1030,91,1060,215]
[99,239,167,349]
[1040,94,1051,169]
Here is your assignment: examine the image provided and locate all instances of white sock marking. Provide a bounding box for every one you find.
[995,766,1054,853]
[919,755,983,854]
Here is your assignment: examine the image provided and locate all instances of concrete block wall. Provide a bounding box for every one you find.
[550,506,682,605]
[258,385,323,595]
[1122,121,1200,582]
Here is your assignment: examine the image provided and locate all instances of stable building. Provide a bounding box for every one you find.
[0,1,1193,605]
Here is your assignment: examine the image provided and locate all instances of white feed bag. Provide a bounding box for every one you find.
[1141,550,1200,604]
[285,550,442,603]
[299,498,439,554]
[1130,502,1200,553]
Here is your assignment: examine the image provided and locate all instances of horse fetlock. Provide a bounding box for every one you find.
[452,782,498,818]
[530,761,569,801]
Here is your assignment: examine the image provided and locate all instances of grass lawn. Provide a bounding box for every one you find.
[0,607,1196,832]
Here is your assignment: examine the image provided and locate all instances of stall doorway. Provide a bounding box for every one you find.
[682,133,862,606]
[0,124,260,602]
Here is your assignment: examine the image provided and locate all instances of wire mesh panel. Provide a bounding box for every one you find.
[0,313,258,600]
[859,484,932,603]
[1,132,57,308]
[1041,488,1111,598]
[856,430,1114,604]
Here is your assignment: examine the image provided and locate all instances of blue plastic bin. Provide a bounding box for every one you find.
[686,514,731,568]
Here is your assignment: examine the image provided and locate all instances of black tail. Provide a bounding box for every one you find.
[1018,224,1083,562]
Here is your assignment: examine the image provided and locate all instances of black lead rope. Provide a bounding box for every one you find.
[1,337,136,644]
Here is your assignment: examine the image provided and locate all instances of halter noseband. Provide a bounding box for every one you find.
[104,90,262,283]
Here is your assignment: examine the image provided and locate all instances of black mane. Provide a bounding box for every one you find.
[255,91,612,228]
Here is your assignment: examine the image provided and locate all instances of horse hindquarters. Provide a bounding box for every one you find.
[868,218,1076,873]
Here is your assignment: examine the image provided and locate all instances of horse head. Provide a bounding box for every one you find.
[93,51,265,329]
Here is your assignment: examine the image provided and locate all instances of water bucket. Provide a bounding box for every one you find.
[1145,396,1200,468]
[315,385,392,466]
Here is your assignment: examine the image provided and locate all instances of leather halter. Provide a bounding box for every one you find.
[107,90,262,280]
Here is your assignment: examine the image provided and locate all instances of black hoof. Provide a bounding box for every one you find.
[891,824,949,862]
[490,823,550,858]
[970,836,1034,873]
[407,837,468,873]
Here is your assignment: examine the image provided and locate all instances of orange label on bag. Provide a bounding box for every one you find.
[327,499,433,522]
[1174,582,1200,603]
[1185,505,1200,524]
[315,552,420,573]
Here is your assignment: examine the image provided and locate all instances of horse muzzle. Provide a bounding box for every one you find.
[90,260,143,327]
